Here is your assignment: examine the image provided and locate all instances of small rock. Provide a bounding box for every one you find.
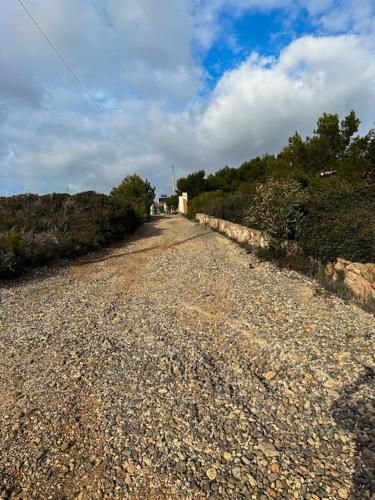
[324,379,339,390]
[338,488,349,499]
[258,441,279,458]
[275,479,285,489]
[283,388,296,398]
[271,463,280,473]
[206,468,217,480]
[126,461,136,474]
[247,474,257,487]
[264,371,276,381]
[232,467,242,479]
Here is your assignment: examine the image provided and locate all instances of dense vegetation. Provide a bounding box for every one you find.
[300,185,375,263]
[0,174,155,278]
[179,111,375,263]
[111,174,155,219]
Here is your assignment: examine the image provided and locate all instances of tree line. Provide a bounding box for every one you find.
[177,111,374,198]
[176,111,375,264]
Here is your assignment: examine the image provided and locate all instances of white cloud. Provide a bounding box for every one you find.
[0,0,201,105]
[0,1,375,196]
[195,35,375,166]
[303,0,375,35]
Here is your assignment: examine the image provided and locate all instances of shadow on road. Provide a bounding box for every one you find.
[74,231,212,266]
[0,219,165,287]
[332,366,375,499]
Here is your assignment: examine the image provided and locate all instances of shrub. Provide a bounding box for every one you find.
[187,188,256,223]
[254,244,320,276]
[0,192,142,277]
[0,228,29,275]
[165,195,179,210]
[111,174,155,219]
[209,189,256,224]
[187,190,226,219]
[244,179,307,239]
[300,185,375,263]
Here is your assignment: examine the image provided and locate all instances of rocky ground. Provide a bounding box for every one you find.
[0,215,374,499]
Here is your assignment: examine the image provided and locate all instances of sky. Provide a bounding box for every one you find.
[0,0,375,197]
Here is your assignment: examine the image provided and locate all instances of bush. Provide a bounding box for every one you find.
[111,174,155,219]
[209,189,255,224]
[187,188,256,223]
[0,192,142,277]
[300,185,375,263]
[0,228,29,275]
[187,190,226,219]
[244,179,306,239]
[165,194,179,210]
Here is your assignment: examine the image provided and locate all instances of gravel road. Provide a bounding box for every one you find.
[0,215,374,499]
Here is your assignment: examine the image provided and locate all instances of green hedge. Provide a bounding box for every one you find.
[300,185,375,263]
[187,191,226,220]
[187,189,255,224]
[0,192,142,277]
[189,182,375,264]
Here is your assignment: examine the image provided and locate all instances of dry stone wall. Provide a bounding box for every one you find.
[196,213,375,303]
[325,259,375,301]
[196,213,271,249]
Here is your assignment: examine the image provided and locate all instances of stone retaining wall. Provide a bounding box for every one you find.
[196,213,271,249]
[196,213,375,303]
[325,259,375,301]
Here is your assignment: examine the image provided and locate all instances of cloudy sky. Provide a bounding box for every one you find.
[1,0,375,196]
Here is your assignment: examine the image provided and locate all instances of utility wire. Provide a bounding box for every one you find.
[17,0,149,162]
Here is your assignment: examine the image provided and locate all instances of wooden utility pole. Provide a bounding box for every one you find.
[171,165,176,194]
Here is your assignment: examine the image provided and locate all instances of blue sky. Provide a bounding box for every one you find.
[203,9,309,84]
[0,0,375,196]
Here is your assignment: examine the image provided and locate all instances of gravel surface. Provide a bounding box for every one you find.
[0,215,374,499]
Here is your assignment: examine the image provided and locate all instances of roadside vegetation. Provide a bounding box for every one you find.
[111,174,155,219]
[179,111,375,265]
[0,174,154,278]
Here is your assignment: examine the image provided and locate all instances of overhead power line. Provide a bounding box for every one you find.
[17,0,148,162]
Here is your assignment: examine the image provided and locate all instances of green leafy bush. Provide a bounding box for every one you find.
[187,190,226,220]
[0,192,142,277]
[208,190,256,224]
[244,179,306,239]
[0,228,28,275]
[187,189,255,223]
[165,194,179,210]
[111,174,155,219]
[300,185,375,263]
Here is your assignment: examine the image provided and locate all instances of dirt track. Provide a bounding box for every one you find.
[0,215,374,499]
